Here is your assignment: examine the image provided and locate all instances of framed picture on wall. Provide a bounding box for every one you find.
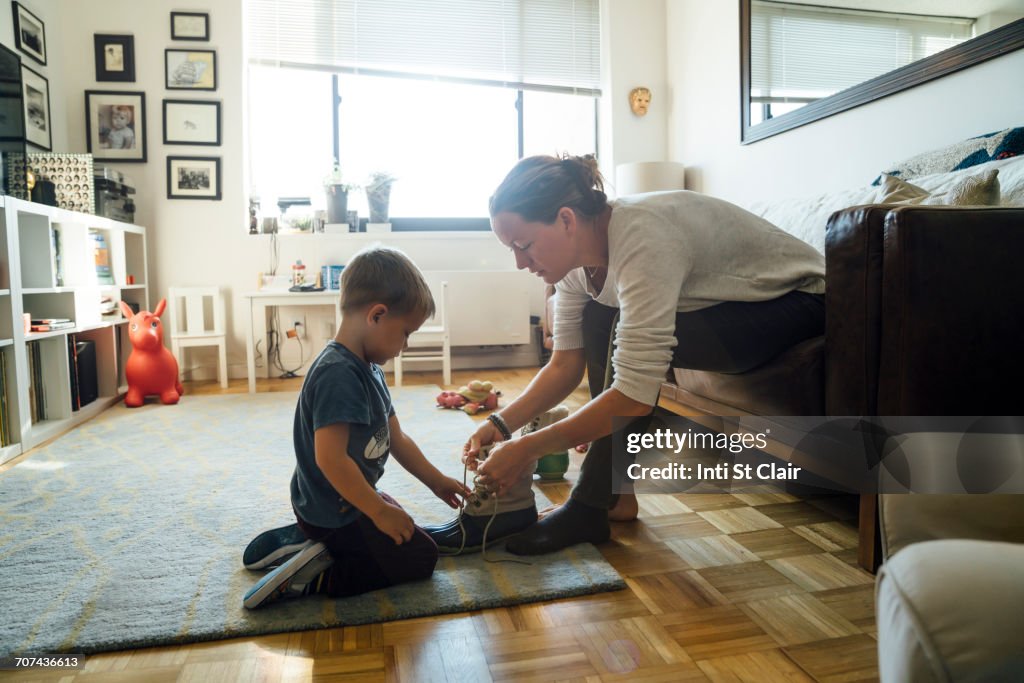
[20,64,49,150]
[167,155,221,200]
[11,1,46,66]
[165,49,216,91]
[85,90,147,162]
[93,34,135,82]
[163,99,221,146]
[170,11,209,41]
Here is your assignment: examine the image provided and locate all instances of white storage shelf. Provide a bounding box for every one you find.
[0,196,148,465]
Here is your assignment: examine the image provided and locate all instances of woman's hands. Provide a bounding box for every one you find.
[475,438,538,496]
[462,420,505,472]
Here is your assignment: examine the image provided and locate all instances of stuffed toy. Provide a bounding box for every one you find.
[436,380,500,415]
[120,299,183,407]
[522,404,572,479]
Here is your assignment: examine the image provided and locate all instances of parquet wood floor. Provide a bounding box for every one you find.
[3,368,878,682]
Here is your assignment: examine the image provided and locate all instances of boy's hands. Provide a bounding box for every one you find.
[368,500,416,545]
[430,475,471,509]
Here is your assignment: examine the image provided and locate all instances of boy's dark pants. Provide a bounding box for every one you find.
[295,492,438,598]
[572,292,826,510]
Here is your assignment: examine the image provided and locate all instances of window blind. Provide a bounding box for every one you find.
[750,0,974,100]
[246,0,601,95]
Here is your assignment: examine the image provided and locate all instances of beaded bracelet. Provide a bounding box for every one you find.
[487,413,513,441]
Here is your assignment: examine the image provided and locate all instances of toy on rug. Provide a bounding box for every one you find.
[436,380,500,415]
[120,299,183,407]
[522,404,571,479]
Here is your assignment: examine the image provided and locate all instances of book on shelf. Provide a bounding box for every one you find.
[31,318,72,325]
[27,341,48,422]
[68,335,80,412]
[90,229,115,285]
[51,225,64,287]
[30,321,76,332]
[0,349,8,446]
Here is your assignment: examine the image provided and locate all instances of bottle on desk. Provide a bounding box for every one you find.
[292,260,307,287]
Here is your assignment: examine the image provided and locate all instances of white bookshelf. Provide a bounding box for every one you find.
[0,196,148,464]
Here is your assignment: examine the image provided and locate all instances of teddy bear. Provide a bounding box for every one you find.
[105,106,135,150]
[436,380,500,415]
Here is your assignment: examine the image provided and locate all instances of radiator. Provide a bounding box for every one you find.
[422,270,536,346]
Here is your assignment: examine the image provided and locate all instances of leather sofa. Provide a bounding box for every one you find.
[657,203,1024,570]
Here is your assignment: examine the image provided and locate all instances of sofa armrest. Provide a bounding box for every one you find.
[879,494,1024,560]
[877,206,1024,414]
[824,205,892,414]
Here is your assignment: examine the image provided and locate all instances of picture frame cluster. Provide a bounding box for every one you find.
[72,8,222,200]
[11,1,51,151]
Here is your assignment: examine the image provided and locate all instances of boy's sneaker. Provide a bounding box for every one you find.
[243,542,334,609]
[243,523,310,570]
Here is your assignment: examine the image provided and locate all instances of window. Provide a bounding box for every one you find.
[749,1,975,124]
[246,0,600,227]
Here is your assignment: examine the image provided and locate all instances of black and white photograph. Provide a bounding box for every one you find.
[165,49,216,91]
[12,1,46,66]
[93,34,135,82]
[85,90,147,162]
[0,43,24,144]
[167,155,221,200]
[163,99,221,146]
[20,64,49,150]
[170,11,210,41]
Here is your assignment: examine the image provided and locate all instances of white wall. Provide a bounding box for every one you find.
[51,0,561,380]
[665,0,1024,206]
[600,0,670,187]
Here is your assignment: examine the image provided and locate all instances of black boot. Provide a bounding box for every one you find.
[505,498,610,555]
[424,505,538,553]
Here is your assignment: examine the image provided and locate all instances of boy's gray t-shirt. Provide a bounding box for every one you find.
[290,341,395,528]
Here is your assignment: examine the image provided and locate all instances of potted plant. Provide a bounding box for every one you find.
[365,171,396,225]
[323,161,358,226]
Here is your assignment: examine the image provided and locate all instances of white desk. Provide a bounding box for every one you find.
[244,291,341,393]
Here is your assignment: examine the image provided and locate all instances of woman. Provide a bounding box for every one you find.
[470,154,826,556]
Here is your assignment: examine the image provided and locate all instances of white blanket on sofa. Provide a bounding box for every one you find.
[746,156,1024,253]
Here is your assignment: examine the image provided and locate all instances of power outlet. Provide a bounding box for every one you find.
[293,315,306,339]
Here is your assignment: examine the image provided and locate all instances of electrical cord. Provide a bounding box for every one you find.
[268,308,303,378]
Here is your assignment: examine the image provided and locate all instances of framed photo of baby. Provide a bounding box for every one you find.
[85,90,147,162]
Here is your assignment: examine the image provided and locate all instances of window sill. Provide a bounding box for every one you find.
[250,230,496,240]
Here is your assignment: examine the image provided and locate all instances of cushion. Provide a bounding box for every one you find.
[875,169,1001,206]
[876,540,1024,682]
[874,125,1024,183]
[745,155,1024,257]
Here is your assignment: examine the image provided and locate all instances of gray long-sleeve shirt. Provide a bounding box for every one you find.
[552,191,825,405]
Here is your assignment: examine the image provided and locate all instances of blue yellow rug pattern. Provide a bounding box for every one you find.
[0,387,623,656]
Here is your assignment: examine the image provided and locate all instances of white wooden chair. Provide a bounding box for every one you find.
[393,280,450,387]
[167,286,228,388]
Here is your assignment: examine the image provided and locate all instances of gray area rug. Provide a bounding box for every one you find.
[0,387,623,656]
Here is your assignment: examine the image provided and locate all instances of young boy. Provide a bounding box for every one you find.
[243,246,468,609]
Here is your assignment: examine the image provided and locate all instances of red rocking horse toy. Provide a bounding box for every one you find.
[120,299,184,407]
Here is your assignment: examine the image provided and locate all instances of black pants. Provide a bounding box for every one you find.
[294,492,438,598]
[572,291,825,509]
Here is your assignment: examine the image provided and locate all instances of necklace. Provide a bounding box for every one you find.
[585,265,601,279]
